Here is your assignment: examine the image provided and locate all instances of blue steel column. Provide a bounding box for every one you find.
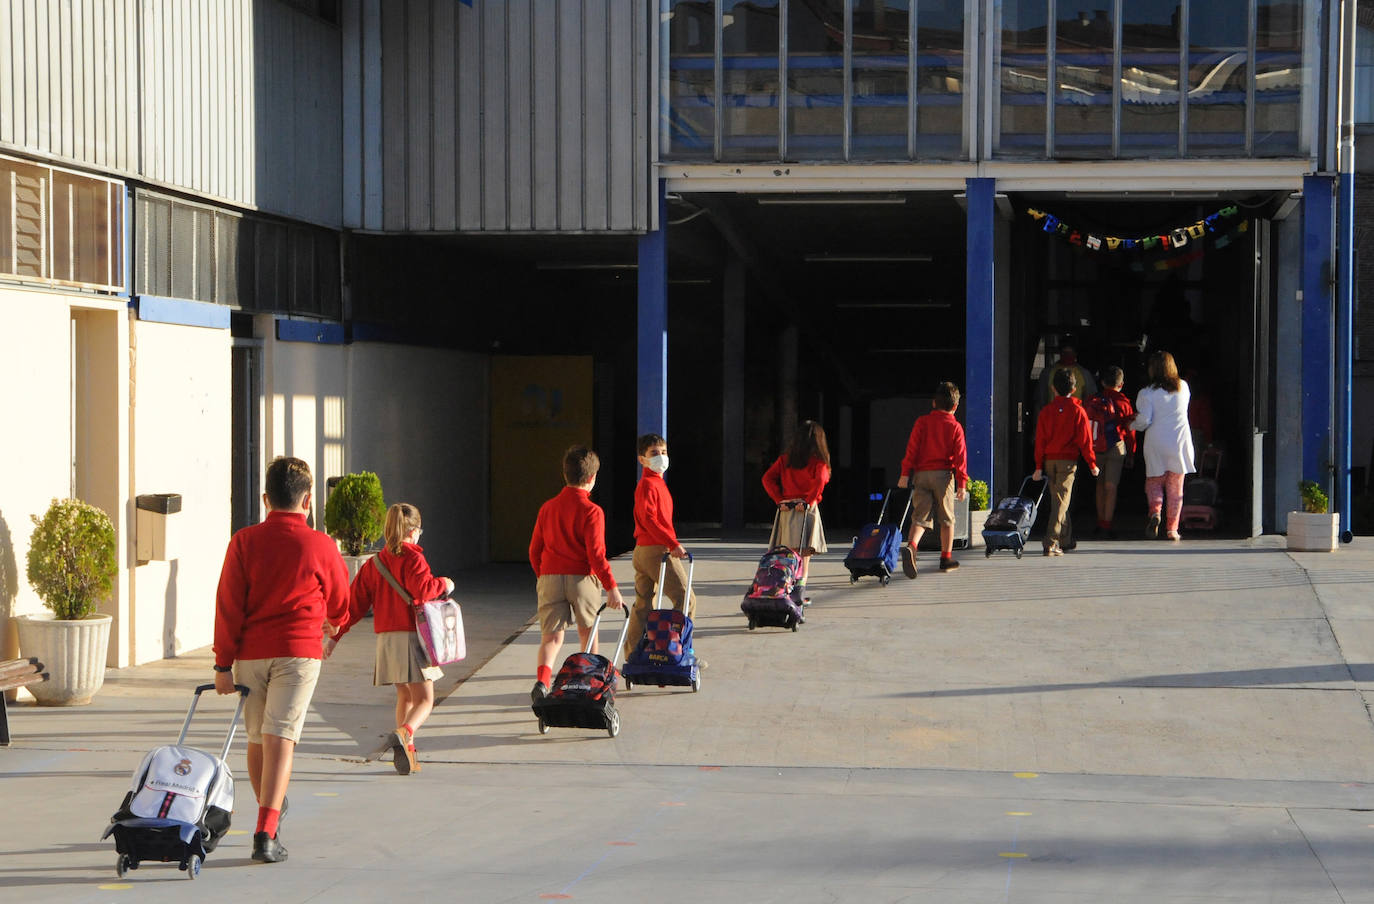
[637,181,669,437]
[1301,174,1335,494]
[1336,171,1355,539]
[965,178,996,496]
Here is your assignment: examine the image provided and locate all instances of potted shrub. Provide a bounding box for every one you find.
[967,479,991,549]
[15,498,117,705]
[324,472,385,581]
[1288,480,1338,552]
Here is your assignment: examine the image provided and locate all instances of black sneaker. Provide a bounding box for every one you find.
[251,832,288,863]
[1061,540,1077,552]
[530,681,549,706]
[938,558,959,571]
[1146,514,1161,539]
[901,545,918,579]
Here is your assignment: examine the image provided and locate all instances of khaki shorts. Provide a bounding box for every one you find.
[536,574,602,636]
[1098,441,1127,486]
[234,657,322,745]
[374,630,443,687]
[909,470,955,529]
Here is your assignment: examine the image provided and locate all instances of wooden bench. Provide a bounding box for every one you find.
[0,657,49,746]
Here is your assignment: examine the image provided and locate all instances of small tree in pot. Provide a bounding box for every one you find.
[1289,480,1338,552]
[17,498,118,704]
[966,480,991,549]
[325,473,385,583]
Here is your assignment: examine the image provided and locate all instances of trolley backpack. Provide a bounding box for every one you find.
[532,603,632,738]
[982,476,1047,558]
[1180,447,1223,530]
[741,546,806,632]
[103,683,247,880]
[843,486,912,585]
[622,553,701,692]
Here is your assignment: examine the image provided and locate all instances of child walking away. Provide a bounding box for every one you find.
[762,420,831,602]
[1033,369,1100,556]
[623,434,701,667]
[327,503,454,775]
[1084,366,1137,539]
[897,382,968,577]
[528,446,625,704]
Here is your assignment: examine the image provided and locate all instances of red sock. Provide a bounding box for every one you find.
[536,665,552,686]
[257,806,280,837]
[401,723,414,741]
[1098,519,1111,529]
[940,552,952,561]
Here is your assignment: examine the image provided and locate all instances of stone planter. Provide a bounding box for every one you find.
[1287,512,1338,552]
[968,510,990,549]
[342,553,375,585]
[14,613,112,705]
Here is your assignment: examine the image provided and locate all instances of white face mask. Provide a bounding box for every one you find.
[647,454,669,475]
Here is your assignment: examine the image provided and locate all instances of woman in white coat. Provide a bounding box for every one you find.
[1130,351,1195,540]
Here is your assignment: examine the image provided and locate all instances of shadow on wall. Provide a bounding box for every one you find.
[162,559,179,658]
[0,509,18,661]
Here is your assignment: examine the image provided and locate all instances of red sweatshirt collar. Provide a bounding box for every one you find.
[265,511,307,523]
[640,468,664,481]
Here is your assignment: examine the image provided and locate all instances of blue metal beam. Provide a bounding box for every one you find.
[1336,170,1355,540]
[1301,174,1335,494]
[965,178,996,498]
[637,181,669,437]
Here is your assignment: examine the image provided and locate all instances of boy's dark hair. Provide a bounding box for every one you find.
[1052,368,1076,397]
[934,381,961,411]
[563,445,600,486]
[265,456,312,509]
[636,433,666,457]
[1102,365,1124,388]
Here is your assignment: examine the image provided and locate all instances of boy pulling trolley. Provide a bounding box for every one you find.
[622,552,701,692]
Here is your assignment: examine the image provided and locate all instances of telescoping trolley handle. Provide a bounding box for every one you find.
[653,551,695,611]
[879,486,913,530]
[185,683,250,762]
[584,602,635,669]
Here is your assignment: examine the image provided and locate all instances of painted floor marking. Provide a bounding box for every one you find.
[97,884,133,890]
[313,791,339,797]
[999,852,1028,858]
[1013,772,1039,779]
[1005,812,1032,817]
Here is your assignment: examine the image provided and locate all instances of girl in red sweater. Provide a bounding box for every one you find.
[328,503,454,775]
[763,420,832,594]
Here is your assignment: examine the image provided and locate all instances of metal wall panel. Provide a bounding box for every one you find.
[347,0,651,234]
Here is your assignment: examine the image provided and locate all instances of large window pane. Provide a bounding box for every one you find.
[1188,0,1248,155]
[852,0,910,159]
[1120,0,1180,157]
[998,0,1049,156]
[788,0,845,159]
[722,0,781,160]
[666,0,716,159]
[916,0,965,158]
[1253,0,1303,155]
[1055,6,1114,157]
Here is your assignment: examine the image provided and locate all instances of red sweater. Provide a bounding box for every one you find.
[529,486,618,589]
[634,470,680,548]
[335,543,448,639]
[1085,388,1138,454]
[214,512,351,667]
[762,456,831,505]
[900,409,969,490]
[1035,395,1098,469]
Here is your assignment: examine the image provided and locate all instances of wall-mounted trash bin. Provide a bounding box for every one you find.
[136,493,182,561]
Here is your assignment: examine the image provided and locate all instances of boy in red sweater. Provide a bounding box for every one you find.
[621,433,698,664]
[528,445,625,704]
[1033,369,1101,556]
[1084,365,1137,538]
[897,381,968,577]
[214,456,350,864]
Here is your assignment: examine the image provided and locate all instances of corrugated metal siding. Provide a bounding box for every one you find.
[343,0,651,234]
[1,0,341,228]
[0,0,139,174]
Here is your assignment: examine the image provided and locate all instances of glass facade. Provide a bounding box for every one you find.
[663,0,1314,163]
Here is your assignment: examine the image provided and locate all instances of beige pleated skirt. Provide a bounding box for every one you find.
[768,503,827,554]
[374,631,443,686]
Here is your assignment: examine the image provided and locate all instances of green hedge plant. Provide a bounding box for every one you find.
[967,479,991,511]
[324,472,385,556]
[1298,480,1329,515]
[26,498,118,621]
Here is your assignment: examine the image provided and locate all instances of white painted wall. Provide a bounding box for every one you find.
[261,321,350,513]
[130,320,232,662]
[0,286,132,667]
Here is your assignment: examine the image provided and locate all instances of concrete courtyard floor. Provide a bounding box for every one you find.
[3,534,1374,903]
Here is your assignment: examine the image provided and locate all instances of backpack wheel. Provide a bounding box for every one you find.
[537,718,550,735]
[791,621,799,632]
[1014,548,1023,559]
[747,617,756,631]
[880,575,890,586]
[624,677,632,690]
[115,854,131,878]
[849,575,858,584]
[691,677,701,692]
[607,710,621,738]
[183,855,201,879]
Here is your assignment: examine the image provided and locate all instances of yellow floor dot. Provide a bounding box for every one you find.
[1005,811,1033,817]
[1013,772,1039,779]
[98,884,133,890]
[227,829,249,836]
[314,792,340,797]
[999,852,1029,859]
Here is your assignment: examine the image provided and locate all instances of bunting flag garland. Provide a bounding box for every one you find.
[1024,205,1247,262]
